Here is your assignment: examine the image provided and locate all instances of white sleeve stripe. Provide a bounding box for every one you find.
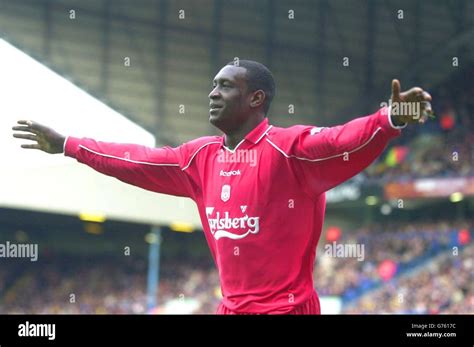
[78,145,180,167]
[63,136,69,156]
[182,141,221,170]
[265,127,382,162]
[77,140,221,170]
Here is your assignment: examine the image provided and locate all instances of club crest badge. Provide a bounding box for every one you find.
[221,184,231,202]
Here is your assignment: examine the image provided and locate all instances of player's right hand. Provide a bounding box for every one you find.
[12,120,66,154]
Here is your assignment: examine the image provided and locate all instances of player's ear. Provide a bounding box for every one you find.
[250,90,265,109]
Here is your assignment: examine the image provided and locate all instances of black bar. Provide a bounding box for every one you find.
[0,314,472,346]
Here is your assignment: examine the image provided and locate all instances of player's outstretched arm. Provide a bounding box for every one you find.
[289,79,434,195]
[12,120,66,154]
[12,120,196,198]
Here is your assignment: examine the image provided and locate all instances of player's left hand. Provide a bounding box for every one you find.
[390,79,434,125]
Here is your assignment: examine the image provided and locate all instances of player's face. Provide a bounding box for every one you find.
[208,65,252,132]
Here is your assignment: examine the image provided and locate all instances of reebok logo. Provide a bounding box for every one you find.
[220,169,241,177]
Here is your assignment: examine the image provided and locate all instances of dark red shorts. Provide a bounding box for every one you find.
[216,291,321,315]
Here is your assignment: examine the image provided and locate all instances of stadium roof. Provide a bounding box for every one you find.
[0,0,472,146]
[0,38,201,227]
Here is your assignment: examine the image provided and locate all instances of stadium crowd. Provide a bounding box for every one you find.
[343,244,474,314]
[1,220,471,314]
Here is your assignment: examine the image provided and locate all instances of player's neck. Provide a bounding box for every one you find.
[224,115,265,150]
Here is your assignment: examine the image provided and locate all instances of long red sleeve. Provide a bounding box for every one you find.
[266,107,402,196]
[64,137,199,198]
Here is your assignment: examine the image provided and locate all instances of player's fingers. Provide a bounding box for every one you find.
[419,101,433,124]
[24,120,45,132]
[391,79,401,99]
[12,126,39,134]
[12,126,29,131]
[410,89,424,102]
[17,120,45,132]
[421,102,433,122]
[419,113,428,124]
[403,87,423,99]
[421,101,432,113]
[17,120,36,128]
[13,133,38,141]
[20,144,41,149]
[422,91,432,101]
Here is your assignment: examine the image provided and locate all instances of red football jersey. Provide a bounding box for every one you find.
[64,107,402,313]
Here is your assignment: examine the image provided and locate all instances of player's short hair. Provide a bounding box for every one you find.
[227,59,275,115]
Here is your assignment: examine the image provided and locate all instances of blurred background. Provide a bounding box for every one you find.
[0,0,473,314]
